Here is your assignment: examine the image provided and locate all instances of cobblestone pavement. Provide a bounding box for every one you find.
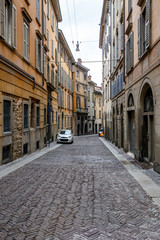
[1,136,160,240]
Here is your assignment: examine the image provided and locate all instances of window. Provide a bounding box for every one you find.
[44,51,47,79]
[121,23,124,51]
[0,0,17,47]
[51,9,54,31]
[128,0,132,14]
[51,65,54,86]
[23,20,30,61]
[84,72,87,80]
[24,104,29,129]
[47,0,50,19]
[99,98,101,107]
[44,108,46,125]
[138,0,150,58]
[3,100,11,132]
[76,97,80,108]
[51,39,54,58]
[36,0,40,22]
[23,143,28,155]
[47,30,49,49]
[35,36,41,71]
[2,145,11,164]
[126,31,134,73]
[76,70,79,77]
[43,12,46,37]
[47,58,50,82]
[113,4,115,28]
[36,106,40,127]
[52,111,54,123]
[116,34,119,60]
[99,111,101,119]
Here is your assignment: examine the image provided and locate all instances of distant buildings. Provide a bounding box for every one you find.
[100,0,160,174]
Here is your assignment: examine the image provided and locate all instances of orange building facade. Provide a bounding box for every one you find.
[0,0,62,164]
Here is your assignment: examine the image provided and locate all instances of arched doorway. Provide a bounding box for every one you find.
[141,86,155,162]
[120,104,124,149]
[127,93,135,154]
[112,107,115,143]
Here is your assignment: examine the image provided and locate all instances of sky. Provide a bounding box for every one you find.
[59,0,103,86]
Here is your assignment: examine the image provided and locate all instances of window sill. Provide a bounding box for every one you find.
[36,17,41,26]
[3,132,12,136]
[23,57,30,65]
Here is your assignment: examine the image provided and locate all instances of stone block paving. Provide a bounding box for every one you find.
[0,136,160,239]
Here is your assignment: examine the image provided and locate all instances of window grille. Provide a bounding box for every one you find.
[3,100,11,132]
[2,145,11,164]
[24,104,29,129]
[37,106,40,126]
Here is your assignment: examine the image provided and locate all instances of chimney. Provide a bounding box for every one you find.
[78,58,82,64]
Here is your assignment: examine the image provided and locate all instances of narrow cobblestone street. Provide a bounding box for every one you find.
[1,136,160,240]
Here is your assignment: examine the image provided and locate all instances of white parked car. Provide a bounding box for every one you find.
[57,129,73,144]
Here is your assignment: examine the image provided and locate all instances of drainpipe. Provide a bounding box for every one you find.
[123,0,126,84]
[42,0,44,86]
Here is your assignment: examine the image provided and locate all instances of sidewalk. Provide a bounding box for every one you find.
[0,142,62,179]
[100,137,160,207]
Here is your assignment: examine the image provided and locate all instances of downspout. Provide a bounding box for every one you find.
[123,0,126,84]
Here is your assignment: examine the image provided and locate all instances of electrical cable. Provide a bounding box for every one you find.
[73,0,79,42]
[66,0,75,49]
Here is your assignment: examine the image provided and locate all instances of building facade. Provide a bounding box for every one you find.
[0,0,62,164]
[87,76,96,134]
[125,0,160,173]
[100,0,160,174]
[74,59,89,136]
[57,30,75,133]
[94,86,103,134]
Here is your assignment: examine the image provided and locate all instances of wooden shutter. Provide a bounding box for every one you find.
[121,23,123,51]
[126,41,129,73]
[138,15,142,59]
[0,0,5,38]
[130,31,134,69]
[51,10,54,31]
[41,46,44,73]
[35,39,39,70]
[44,53,47,79]
[12,5,17,48]
[145,0,151,49]
[36,0,40,22]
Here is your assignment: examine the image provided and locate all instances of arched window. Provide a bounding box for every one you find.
[128,93,134,107]
[144,88,154,112]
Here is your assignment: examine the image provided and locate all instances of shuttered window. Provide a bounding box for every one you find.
[51,9,54,31]
[23,20,30,61]
[126,31,134,73]
[128,0,132,14]
[43,13,46,37]
[12,5,17,48]
[0,0,16,47]
[51,39,54,58]
[36,0,40,22]
[138,0,150,59]
[47,0,50,19]
[36,37,41,72]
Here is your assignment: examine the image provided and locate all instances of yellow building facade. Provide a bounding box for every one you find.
[57,30,75,133]
[0,0,62,164]
[74,59,89,135]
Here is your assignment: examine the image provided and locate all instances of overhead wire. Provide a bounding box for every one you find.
[65,0,75,50]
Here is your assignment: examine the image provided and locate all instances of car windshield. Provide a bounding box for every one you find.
[60,130,71,135]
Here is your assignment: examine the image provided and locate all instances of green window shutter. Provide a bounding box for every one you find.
[130,31,134,69]
[138,15,142,59]
[0,0,5,38]
[145,0,151,49]
[12,5,17,48]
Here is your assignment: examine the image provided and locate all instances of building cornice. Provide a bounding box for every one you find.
[58,29,75,63]
[51,0,62,22]
[99,0,109,49]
